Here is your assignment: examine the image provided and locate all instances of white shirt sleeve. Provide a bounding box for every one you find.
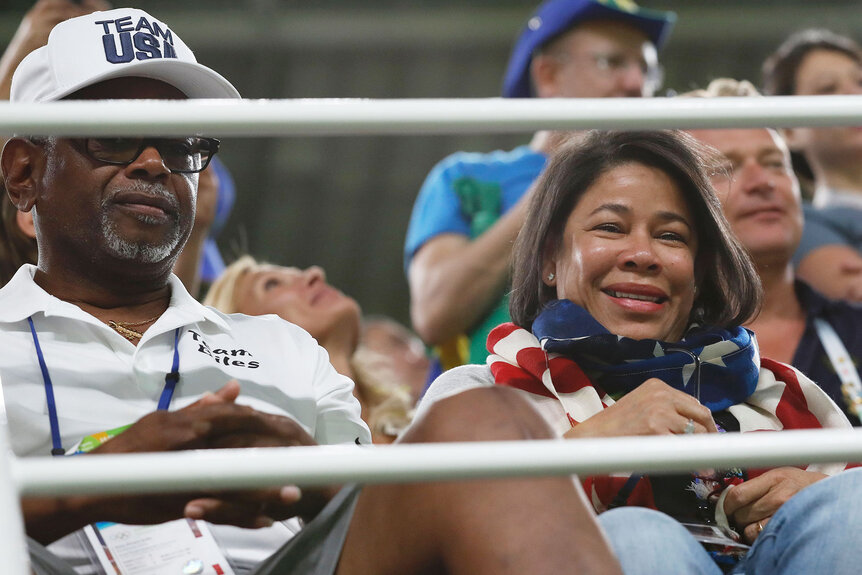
[413,364,495,421]
[309,342,371,445]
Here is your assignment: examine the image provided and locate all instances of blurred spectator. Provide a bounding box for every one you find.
[762,29,862,302]
[360,315,431,402]
[172,155,235,298]
[0,1,108,288]
[687,78,862,426]
[405,0,675,371]
[0,0,111,100]
[0,196,36,284]
[205,256,415,443]
[199,156,236,283]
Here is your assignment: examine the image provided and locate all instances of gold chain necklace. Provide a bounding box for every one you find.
[107,315,160,341]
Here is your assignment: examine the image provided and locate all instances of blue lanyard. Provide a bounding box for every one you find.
[27,316,180,456]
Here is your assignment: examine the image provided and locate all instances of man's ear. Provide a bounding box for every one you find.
[1,138,41,212]
[530,54,561,99]
[16,210,35,239]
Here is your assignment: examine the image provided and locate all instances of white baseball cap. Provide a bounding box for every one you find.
[11,7,240,102]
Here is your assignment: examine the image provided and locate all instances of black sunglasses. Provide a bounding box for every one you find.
[78,137,220,174]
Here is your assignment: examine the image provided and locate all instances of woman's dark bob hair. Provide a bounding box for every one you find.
[762,29,862,96]
[509,130,762,332]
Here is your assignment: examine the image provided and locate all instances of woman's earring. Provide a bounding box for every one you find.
[547,272,555,281]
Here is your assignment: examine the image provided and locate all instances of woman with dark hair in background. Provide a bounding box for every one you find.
[418,130,861,574]
[763,29,862,302]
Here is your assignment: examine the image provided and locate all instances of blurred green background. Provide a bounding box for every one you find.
[1,0,859,326]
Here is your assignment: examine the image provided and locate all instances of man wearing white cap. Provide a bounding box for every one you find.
[0,8,622,575]
[405,0,675,374]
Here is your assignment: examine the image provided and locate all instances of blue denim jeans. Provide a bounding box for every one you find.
[598,468,862,575]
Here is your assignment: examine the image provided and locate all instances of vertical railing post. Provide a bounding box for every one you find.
[0,406,31,575]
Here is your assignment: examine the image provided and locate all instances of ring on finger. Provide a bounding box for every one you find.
[683,418,696,434]
[756,520,764,534]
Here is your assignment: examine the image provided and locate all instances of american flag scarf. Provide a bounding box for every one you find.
[487,300,850,514]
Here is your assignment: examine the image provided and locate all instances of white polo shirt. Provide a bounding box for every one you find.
[0,265,370,572]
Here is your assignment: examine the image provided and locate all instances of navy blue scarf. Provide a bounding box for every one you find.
[532,300,760,412]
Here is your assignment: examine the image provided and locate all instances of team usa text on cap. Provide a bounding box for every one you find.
[94,14,177,63]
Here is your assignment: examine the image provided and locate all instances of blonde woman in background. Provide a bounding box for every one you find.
[205,256,415,443]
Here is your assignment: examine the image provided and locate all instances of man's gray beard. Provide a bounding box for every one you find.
[101,182,182,264]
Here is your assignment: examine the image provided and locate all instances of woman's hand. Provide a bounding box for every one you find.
[722,467,827,543]
[564,378,717,439]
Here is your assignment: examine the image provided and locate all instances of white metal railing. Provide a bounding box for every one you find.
[3,94,862,573]
[12,428,862,497]
[4,424,862,575]
[0,411,31,575]
[0,95,859,137]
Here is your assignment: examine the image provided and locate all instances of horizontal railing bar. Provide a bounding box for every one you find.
[14,428,862,496]
[0,96,860,137]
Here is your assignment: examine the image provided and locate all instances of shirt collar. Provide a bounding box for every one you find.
[164,273,229,331]
[0,264,229,332]
[812,186,862,210]
[795,279,832,318]
[0,265,68,323]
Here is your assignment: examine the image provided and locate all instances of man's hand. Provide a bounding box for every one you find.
[797,244,862,303]
[179,400,338,525]
[24,382,337,542]
[89,400,329,527]
[722,467,827,543]
[184,483,339,528]
[90,383,334,524]
[838,258,862,301]
[564,379,718,438]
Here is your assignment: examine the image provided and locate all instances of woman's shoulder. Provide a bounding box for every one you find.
[753,357,852,432]
[415,364,494,418]
[208,308,315,343]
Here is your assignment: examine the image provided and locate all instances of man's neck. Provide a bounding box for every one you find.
[815,157,862,196]
[753,262,803,317]
[744,260,806,363]
[317,330,358,380]
[327,353,355,381]
[33,261,173,322]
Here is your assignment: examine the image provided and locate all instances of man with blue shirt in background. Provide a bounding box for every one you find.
[405,0,676,373]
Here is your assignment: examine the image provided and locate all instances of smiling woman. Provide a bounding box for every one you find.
[542,162,698,342]
[417,130,862,574]
[510,130,758,334]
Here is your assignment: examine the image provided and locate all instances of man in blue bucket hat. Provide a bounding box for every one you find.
[405,0,675,375]
[502,0,674,99]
